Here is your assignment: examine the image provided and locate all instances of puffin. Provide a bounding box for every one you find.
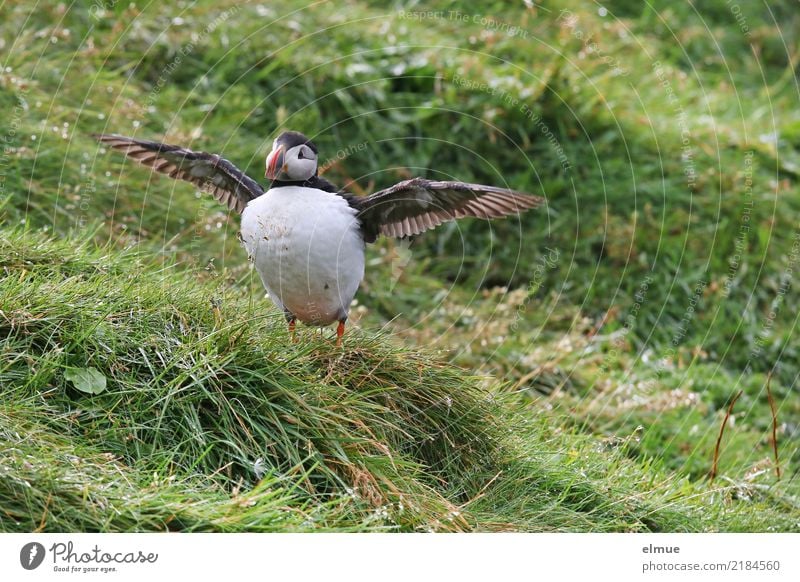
[95,131,543,345]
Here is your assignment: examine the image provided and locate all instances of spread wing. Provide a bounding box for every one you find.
[94,134,264,213]
[355,177,543,242]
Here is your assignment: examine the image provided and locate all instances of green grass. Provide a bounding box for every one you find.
[3,230,797,532]
[1,0,800,531]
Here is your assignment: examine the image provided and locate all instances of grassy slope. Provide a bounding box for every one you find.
[3,231,796,532]
[1,0,799,530]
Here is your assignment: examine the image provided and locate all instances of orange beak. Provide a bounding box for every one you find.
[265,145,285,180]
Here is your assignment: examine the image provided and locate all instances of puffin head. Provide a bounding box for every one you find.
[265,131,319,181]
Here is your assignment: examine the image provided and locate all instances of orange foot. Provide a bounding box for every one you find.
[288,319,298,343]
[336,320,345,347]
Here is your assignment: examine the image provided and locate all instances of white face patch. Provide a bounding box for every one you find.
[281,144,318,181]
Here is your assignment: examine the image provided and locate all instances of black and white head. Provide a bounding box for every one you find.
[265,131,319,181]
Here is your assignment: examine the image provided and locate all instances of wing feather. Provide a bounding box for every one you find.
[94,134,264,213]
[356,177,543,242]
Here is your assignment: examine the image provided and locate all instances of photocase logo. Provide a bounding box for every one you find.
[20,542,46,570]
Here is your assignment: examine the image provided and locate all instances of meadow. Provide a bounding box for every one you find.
[1,0,799,531]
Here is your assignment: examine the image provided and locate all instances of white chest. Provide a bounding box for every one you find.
[240,186,365,325]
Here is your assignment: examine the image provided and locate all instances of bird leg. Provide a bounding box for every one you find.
[336,320,346,347]
[285,314,298,344]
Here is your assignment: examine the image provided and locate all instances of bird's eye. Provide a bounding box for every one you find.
[297,149,305,160]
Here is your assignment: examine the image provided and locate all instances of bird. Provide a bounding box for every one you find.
[94,130,543,346]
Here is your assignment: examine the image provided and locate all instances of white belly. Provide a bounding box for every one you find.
[240,186,365,326]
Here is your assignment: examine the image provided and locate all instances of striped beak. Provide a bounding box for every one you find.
[265,145,285,180]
